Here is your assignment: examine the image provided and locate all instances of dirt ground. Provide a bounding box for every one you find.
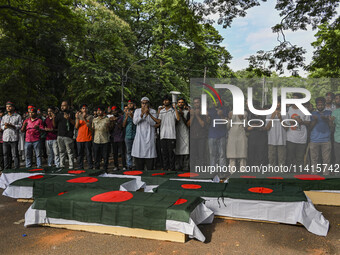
[0,192,339,255]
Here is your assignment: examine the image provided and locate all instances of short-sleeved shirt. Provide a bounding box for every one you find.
[92,117,110,144]
[310,110,332,143]
[76,116,93,142]
[55,112,75,138]
[287,107,310,144]
[159,107,177,139]
[266,113,287,146]
[23,118,44,142]
[332,108,340,143]
[44,117,57,140]
[124,113,136,140]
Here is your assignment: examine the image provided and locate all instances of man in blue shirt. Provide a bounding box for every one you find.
[310,97,332,173]
[207,104,228,168]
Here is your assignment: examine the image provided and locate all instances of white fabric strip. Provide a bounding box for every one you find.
[0,173,44,189]
[24,202,214,242]
[202,196,329,236]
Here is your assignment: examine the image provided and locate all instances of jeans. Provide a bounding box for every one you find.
[3,141,19,169]
[77,141,93,169]
[93,142,109,170]
[25,140,41,168]
[46,140,60,167]
[125,138,134,168]
[160,139,176,170]
[57,136,74,169]
[208,137,226,166]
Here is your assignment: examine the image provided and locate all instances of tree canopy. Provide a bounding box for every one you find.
[0,0,338,111]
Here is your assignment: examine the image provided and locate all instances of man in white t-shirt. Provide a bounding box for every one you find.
[157,95,180,171]
[265,98,287,166]
[286,93,311,167]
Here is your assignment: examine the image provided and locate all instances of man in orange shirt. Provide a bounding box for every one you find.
[75,104,93,169]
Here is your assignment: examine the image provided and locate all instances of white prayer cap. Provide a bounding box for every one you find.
[141,97,150,102]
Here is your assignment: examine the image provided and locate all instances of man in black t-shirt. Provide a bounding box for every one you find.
[52,101,75,169]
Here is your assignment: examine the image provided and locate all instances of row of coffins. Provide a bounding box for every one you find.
[1,167,339,242]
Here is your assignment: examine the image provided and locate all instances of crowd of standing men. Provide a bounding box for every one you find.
[0,92,339,174]
[0,95,190,172]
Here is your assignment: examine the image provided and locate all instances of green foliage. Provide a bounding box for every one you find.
[0,0,232,110]
[308,22,340,79]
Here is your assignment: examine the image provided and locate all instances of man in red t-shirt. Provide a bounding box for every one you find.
[75,104,93,169]
[21,106,44,168]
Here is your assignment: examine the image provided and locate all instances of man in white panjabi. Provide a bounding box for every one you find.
[132,97,160,170]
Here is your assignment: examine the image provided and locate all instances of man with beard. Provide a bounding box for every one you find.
[265,97,287,166]
[21,106,44,168]
[132,97,160,170]
[310,97,332,173]
[123,100,136,170]
[52,101,75,169]
[1,101,22,169]
[325,92,336,112]
[331,94,340,164]
[175,98,190,171]
[286,93,310,167]
[157,95,180,171]
[92,106,111,171]
[110,106,126,171]
[75,104,93,169]
[44,107,60,168]
[187,97,207,170]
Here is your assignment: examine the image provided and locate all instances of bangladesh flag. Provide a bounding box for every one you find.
[2,167,45,174]
[223,183,307,202]
[33,176,135,198]
[32,188,203,231]
[228,172,340,191]
[154,180,228,197]
[10,175,56,187]
[44,167,104,176]
[2,167,103,176]
[114,170,179,185]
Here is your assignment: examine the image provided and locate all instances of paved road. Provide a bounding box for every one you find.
[0,191,339,255]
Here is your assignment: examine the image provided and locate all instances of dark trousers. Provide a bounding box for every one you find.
[77,141,93,169]
[247,131,268,166]
[135,157,154,171]
[175,154,189,171]
[190,138,205,171]
[287,141,306,167]
[160,139,176,170]
[93,142,109,171]
[3,141,19,169]
[112,141,126,168]
[0,142,3,170]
